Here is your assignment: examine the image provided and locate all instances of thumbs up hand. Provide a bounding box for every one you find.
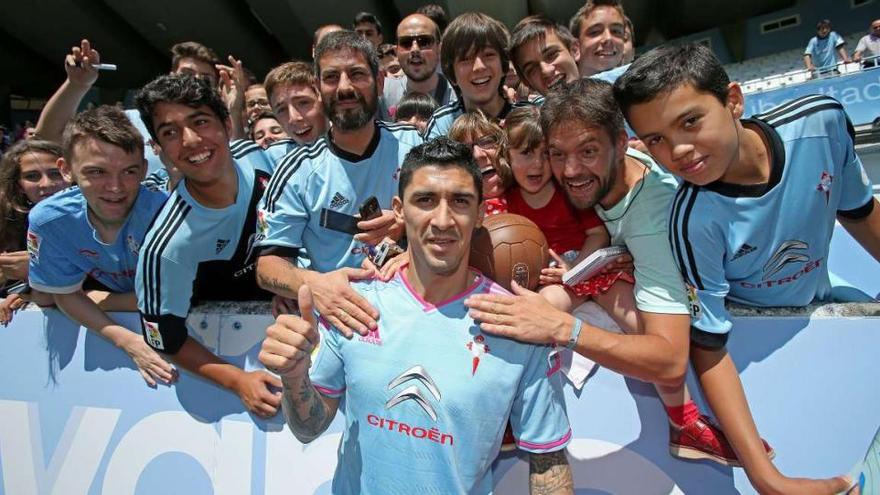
[260,285,321,380]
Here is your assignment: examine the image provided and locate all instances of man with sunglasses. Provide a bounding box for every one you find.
[383,14,458,114]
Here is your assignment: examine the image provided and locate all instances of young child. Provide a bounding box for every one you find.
[448,111,513,216]
[394,92,436,134]
[501,106,633,308]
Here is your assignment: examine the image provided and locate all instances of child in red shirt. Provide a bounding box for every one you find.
[503,106,632,301]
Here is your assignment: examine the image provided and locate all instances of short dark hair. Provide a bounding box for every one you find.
[248,111,281,139]
[569,0,626,38]
[170,41,221,71]
[134,73,230,141]
[314,30,380,79]
[62,105,144,163]
[399,136,482,203]
[416,4,449,35]
[264,61,317,101]
[541,78,624,144]
[395,92,438,123]
[817,19,832,29]
[613,43,730,119]
[354,12,382,34]
[441,12,510,90]
[510,15,577,80]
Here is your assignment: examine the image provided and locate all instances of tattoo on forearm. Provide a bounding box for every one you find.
[260,274,293,295]
[529,451,574,495]
[282,376,332,442]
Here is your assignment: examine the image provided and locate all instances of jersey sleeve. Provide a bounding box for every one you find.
[668,194,734,349]
[255,162,310,258]
[26,224,86,294]
[856,37,867,54]
[805,38,816,56]
[136,251,196,354]
[308,317,346,398]
[832,32,846,48]
[509,346,571,454]
[833,110,874,218]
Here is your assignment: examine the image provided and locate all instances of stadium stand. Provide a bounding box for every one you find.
[727,31,868,93]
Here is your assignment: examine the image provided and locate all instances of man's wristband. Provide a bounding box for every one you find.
[566,318,583,350]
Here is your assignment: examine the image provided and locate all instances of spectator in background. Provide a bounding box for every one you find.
[394,92,436,133]
[377,43,404,79]
[170,41,221,88]
[416,3,449,35]
[804,19,850,77]
[384,14,457,114]
[313,24,344,59]
[854,19,880,69]
[244,84,272,126]
[354,12,384,50]
[622,16,635,64]
[263,61,329,151]
[569,0,626,78]
[24,126,37,140]
[424,12,515,139]
[0,126,10,155]
[0,140,70,324]
[510,15,581,97]
[249,111,289,148]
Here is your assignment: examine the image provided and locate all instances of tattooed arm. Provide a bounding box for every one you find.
[529,450,574,495]
[280,373,340,443]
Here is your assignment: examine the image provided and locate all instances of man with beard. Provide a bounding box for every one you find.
[465,79,765,468]
[383,14,457,112]
[256,30,423,336]
[259,137,573,494]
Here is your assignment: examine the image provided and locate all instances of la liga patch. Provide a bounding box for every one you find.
[26,231,41,262]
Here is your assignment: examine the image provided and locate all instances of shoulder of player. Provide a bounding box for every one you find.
[27,186,85,227]
[140,193,196,263]
[425,100,464,131]
[753,94,846,132]
[377,120,423,143]
[668,183,717,239]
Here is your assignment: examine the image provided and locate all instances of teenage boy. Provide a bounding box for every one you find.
[510,15,581,97]
[615,43,878,494]
[263,61,330,151]
[255,31,422,336]
[27,105,175,387]
[259,137,573,494]
[568,0,626,78]
[135,74,282,418]
[424,12,516,139]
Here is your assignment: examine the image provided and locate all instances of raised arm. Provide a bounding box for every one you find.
[35,40,100,143]
[259,286,339,442]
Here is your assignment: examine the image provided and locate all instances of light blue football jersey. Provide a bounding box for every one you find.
[137,147,274,354]
[424,100,520,139]
[310,267,571,495]
[669,95,874,347]
[255,121,423,272]
[27,185,168,294]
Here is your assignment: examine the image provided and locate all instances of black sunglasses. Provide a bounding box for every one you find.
[398,35,436,49]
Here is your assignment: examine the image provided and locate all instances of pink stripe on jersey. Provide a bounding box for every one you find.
[313,383,345,396]
[516,428,572,451]
[398,264,486,312]
[546,350,562,377]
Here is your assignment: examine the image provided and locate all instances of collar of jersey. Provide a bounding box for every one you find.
[326,121,382,163]
[702,117,785,198]
[396,262,484,312]
[177,159,247,212]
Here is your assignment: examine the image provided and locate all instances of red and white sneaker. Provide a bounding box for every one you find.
[669,415,775,467]
[500,423,517,452]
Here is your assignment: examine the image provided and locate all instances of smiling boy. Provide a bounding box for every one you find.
[615,43,879,494]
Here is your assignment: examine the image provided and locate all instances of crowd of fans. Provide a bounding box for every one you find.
[1,1,878,493]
